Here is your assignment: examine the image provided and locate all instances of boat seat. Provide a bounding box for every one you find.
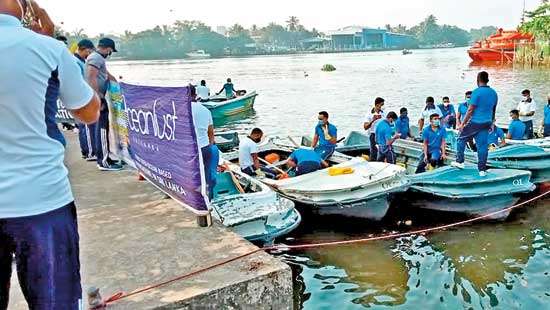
[213,172,240,198]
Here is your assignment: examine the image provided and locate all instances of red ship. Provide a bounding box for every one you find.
[468,28,534,62]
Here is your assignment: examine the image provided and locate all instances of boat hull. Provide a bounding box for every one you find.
[468,48,514,62]
[293,195,391,221]
[203,92,258,119]
[408,195,518,220]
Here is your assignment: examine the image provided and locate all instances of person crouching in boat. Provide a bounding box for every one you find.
[438,96,456,129]
[239,128,277,179]
[311,111,337,160]
[507,109,526,140]
[364,97,386,161]
[416,113,447,173]
[375,112,400,164]
[216,77,237,99]
[287,148,329,176]
[488,120,506,148]
[196,80,210,102]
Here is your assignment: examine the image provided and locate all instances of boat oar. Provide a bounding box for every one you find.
[222,164,245,194]
[259,158,287,175]
[287,136,300,148]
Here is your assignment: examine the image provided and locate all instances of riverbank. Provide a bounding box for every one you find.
[7,132,292,309]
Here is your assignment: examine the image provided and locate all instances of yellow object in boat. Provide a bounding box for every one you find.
[361,154,370,161]
[328,167,354,176]
[427,164,434,171]
[397,163,406,168]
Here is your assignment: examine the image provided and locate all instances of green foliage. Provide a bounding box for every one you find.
[386,15,472,46]
[469,26,498,41]
[321,64,336,72]
[520,1,550,41]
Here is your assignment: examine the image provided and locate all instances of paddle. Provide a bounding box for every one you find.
[259,158,287,175]
[222,164,245,194]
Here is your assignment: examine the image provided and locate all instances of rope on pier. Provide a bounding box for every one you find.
[102,189,550,307]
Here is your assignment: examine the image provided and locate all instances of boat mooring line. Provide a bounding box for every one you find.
[102,190,549,307]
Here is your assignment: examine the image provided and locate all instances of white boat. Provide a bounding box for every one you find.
[186,50,211,59]
[506,137,550,150]
[211,164,301,245]
[222,140,409,220]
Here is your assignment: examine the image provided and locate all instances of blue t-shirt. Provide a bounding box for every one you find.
[395,116,409,138]
[544,104,550,125]
[488,126,505,145]
[422,126,446,154]
[315,123,337,146]
[290,148,322,164]
[438,104,456,119]
[0,14,94,218]
[458,102,468,122]
[74,53,86,77]
[223,83,235,97]
[469,86,498,123]
[375,119,394,146]
[508,120,526,140]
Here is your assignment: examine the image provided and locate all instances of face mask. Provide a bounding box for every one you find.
[432,120,440,127]
[509,116,514,121]
[318,120,324,126]
[100,51,112,59]
[401,113,407,118]
[444,102,450,106]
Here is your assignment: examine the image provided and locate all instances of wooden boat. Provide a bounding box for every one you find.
[212,166,301,245]
[222,140,409,220]
[333,131,536,219]
[215,132,240,152]
[467,29,533,62]
[201,91,258,119]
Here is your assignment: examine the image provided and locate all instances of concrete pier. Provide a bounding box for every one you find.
[8,132,292,309]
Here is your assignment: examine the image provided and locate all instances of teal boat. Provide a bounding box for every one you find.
[211,165,301,245]
[215,132,240,152]
[201,91,258,119]
[334,131,535,219]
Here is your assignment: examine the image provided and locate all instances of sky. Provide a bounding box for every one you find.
[40,0,542,36]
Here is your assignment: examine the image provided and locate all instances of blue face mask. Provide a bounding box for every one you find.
[432,119,440,127]
[318,120,324,126]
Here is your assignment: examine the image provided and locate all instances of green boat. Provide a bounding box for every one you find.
[215,132,240,152]
[201,91,258,119]
[333,131,536,219]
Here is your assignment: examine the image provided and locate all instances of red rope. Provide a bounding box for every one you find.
[104,190,549,306]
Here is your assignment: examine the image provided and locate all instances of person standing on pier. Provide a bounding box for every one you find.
[0,1,100,308]
[364,97,386,161]
[311,111,337,160]
[517,89,536,139]
[86,37,122,171]
[74,39,97,161]
[451,71,498,177]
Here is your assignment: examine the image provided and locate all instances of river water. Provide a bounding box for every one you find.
[110,48,550,309]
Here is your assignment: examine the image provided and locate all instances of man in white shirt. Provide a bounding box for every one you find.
[191,86,217,199]
[517,89,536,139]
[0,1,100,308]
[418,96,443,132]
[238,128,277,179]
[363,97,386,161]
[196,80,210,102]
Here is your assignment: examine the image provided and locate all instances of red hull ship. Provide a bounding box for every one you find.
[468,28,534,62]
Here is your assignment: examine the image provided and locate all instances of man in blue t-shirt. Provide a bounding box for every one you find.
[375,112,400,164]
[287,148,329,176]
[543,94,550,137]
[312,111,337,160]
[395,107,412,139]
[488,122,506,146]
[507,109,526,140]
[416,114,447,173]
[451,72,498,177]
[438,96,456,129]
[217,77,238,99]
[456,91,472,128]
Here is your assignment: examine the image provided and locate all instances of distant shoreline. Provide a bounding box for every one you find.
[112,46,468,62]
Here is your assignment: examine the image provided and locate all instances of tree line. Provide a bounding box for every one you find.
[57,15,500,60]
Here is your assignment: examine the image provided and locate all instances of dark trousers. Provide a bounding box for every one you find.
[369,133,378,162]
[78,122,97,158]
[314,145,335,161]
[416,151,444,173]
[296,161,322,176]
[241,166,277,179]
[377,145,396,164]
[0,203,81,310]
[201,145,219,200]
[544,124,550,137]
[523,120,534,139]
[95,99,111,167]
[456,122,491,171]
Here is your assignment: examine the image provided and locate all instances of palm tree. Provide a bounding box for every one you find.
[286,16,300,32]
